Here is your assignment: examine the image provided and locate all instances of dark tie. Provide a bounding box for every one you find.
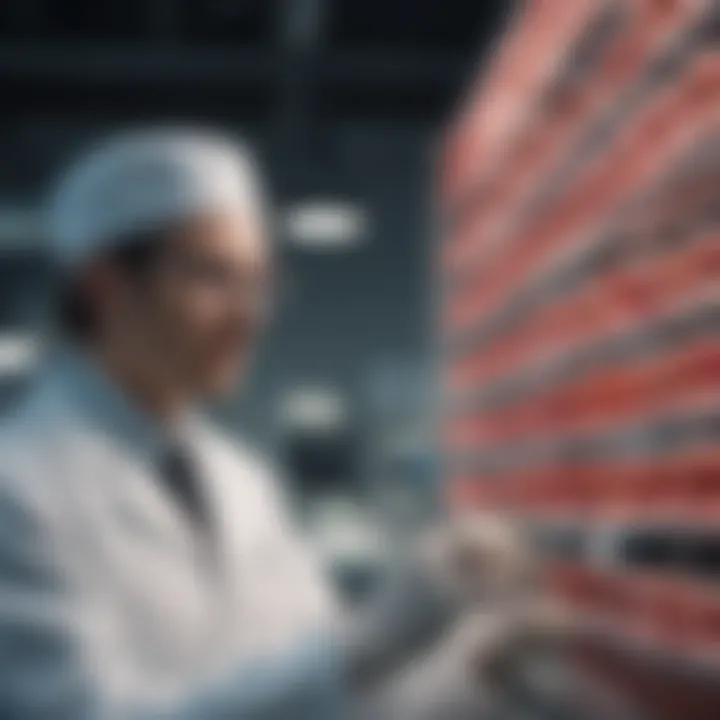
[158,443,213,537]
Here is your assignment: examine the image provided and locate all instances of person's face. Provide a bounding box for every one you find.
[127,211,272,398]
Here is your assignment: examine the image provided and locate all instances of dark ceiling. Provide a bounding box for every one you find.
[0,0,511,122]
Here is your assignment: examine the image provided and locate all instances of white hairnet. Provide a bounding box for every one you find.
[46,128,265,270]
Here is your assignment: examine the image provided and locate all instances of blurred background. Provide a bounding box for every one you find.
[0,1,718,717]
[441,1,718,717]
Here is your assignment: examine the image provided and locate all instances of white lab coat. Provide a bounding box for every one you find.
[0,351,347,719]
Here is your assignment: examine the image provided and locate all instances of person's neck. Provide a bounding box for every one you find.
[89,338,189,426]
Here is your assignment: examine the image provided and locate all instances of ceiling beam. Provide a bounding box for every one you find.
[0,42,464,89]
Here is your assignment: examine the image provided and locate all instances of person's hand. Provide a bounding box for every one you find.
[422,514,534,607]
[420,517,581,695]
[342,514,544,691]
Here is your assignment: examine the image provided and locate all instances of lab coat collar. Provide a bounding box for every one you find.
[53,344,198,468]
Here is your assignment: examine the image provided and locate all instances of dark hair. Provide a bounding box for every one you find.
[58,232,164,341]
